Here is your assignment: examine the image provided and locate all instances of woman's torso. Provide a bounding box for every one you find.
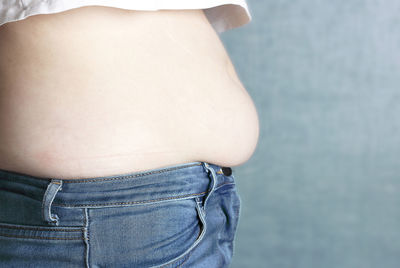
[0,6,259,179]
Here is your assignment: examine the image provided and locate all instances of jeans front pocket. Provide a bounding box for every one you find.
[0,222,86,267]
[86,196,207,268]
[196,182,241,267]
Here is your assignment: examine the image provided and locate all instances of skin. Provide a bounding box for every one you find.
[0,7,259,179]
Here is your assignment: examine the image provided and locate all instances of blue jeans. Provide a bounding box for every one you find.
[0,161,241,267]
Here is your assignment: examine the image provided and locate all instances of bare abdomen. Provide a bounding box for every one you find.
[0,6,259,179]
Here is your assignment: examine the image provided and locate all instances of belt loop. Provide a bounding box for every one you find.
[42,179,63,226]
[201,162,218,211]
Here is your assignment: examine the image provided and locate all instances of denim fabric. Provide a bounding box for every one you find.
[0,161,241,268]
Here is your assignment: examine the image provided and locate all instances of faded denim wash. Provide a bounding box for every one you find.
[0,161,241,267]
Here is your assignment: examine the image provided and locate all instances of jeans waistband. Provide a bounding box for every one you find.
[0,161,234,225]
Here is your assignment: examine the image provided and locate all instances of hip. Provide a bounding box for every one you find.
[0,161,242,267]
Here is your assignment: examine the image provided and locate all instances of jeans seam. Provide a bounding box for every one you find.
[176,244,194,268]
[158,249,192,268]
[41,180,52,224]
[52,182,235,208]
[155,198,205,268]
[0,233,82,240]
[84,208,90,268]
[41,179,63,225]
[0,224,81,232]
[58,163,203,183]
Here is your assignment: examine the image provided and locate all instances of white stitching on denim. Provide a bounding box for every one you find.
[41,181,53,224]
[0,233,81,240]
[48,180,62,225]
[84,208,90,268]
[59,163,203,183]
[177,249,193,268]
[154,198,206,268]
[51,182,235,208]
[202,162,218,211]
[0,224,81,232]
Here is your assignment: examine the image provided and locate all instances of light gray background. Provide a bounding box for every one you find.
[220,1,400,267]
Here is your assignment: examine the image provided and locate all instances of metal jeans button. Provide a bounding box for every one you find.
[221,167,232,176]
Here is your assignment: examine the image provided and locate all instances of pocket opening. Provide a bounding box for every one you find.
[151,197,207,268]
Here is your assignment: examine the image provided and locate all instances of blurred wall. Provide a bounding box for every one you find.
[220,1,400,267]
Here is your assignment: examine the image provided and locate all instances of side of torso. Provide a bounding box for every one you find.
[0,6,259,179]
